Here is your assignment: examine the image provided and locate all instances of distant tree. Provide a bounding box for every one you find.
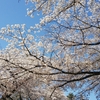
[67,93,74,100]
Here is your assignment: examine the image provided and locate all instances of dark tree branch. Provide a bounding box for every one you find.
[60,41,100,47]
[55,74,96,88]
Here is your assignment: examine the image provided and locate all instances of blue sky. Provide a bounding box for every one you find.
[0,0,97,100]
[0,0,41,49]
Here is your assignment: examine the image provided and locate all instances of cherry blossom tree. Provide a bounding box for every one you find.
[0,0,100,99]
[0,24,68,100]
[26,0,100,99]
